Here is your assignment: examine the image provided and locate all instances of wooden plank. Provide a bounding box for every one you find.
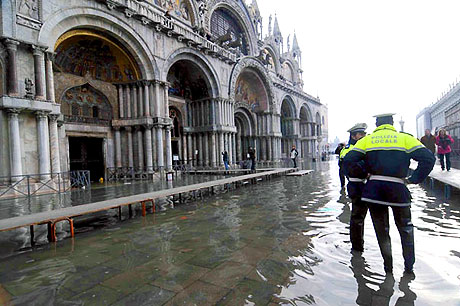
[410,162,460,189]
[0,168,294,232]
[286,170,314,177]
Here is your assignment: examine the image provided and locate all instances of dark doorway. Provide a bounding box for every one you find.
[69,137,104,182]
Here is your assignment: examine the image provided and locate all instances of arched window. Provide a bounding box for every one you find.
[211,8,248,55]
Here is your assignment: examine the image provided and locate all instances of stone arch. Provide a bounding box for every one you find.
[281,60,297,83]
[300,104,313,137]
[229,57,275,112]
[316,112,322,136]
[162,48,221,98]
[205,0,258,56]
[37,7,158,80]
[259,43,281,74]
[234,106,256,162]
[60,83,113,125]
[279,94,297,118]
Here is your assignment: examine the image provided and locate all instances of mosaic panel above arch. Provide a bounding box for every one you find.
[54,30,141,83]
[61,83,113,126]
[235,70,268,113]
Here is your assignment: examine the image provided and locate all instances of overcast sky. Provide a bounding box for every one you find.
[255,0,460,142]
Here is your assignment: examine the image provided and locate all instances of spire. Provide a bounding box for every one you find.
[273,14,282,41]
[292,32,300,52]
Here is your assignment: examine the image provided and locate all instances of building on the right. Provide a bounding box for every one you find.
[416,83,460,157]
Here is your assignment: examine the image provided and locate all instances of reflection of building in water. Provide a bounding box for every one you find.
[417,82,460,156]
[0,0,328,183]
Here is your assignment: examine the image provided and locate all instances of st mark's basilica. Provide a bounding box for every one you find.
[0,0,328,183]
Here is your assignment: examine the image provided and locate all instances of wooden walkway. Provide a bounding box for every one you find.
[286,170,314,176]
[0,168,294,244]
[410,162,460,198]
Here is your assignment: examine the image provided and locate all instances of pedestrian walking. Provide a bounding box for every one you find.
[420,129,436,155]
[340,123,368,252]
[343,113,435,274]
[290,145,299,168]
[436,129,454,171]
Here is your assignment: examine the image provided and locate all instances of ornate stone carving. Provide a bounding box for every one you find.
[24,78,34,99]
[17,0,39,20]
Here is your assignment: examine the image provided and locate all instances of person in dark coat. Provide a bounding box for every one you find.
[335,143,346,188]
[248,147,256,171]
[420,129,436,155]
[222,150,229,170]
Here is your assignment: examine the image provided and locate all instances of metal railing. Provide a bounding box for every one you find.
[0,170,91,199]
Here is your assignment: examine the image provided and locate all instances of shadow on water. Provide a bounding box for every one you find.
[0,160,459,305]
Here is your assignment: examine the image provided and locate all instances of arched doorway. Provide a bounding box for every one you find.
[300,105,313,159]
[280,97,296,157]
[169,106,184,164]
[167,59,216,167]
[55,29,142,178]
[234,108,256,163]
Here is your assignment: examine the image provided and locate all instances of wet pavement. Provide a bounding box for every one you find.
[0,161,459,305]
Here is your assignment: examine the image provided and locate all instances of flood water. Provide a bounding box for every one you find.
[0,161,459,305]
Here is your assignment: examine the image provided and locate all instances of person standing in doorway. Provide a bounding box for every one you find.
[436,129,454,171]
[344,113,435,274]
[290,145,299,168]
[420,129,436,155]
[248,147,256,171]
[222,150,229,170]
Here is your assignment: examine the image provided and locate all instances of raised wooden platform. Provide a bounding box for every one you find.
[410,161,460,197]
[0,168,295,244]
[286,170,314,176]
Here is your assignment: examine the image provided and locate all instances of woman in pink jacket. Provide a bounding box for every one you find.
[436,129,454,171]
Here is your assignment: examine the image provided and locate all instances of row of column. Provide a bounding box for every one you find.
[188,99,235,127]
[116,81,169,119]
[300,121,318,137]
[178,132,236,167]
[7,109,61,181]
[236,135,282,162]
[4,39,55,102]
[113,125,172,171]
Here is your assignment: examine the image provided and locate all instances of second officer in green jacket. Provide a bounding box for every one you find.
[343,113,435,274]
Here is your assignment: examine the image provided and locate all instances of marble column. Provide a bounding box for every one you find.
[114,127,122,168]
[32,46,47,100]
[135,126,144,171]
[132,85,138,118]
[48,114,60,174]
[211,133,217,167]
[154,81,162,118]
[261,137,266,161]
[36,111,51,179]
[126,127,134,169]
[231,133,236,164]
[236,134,242,162]
[7,109,22,181]
[228,133,233,165]
[156,127,164,170]
[144,125,153,172]
[143,81,150,117]
[203,133,209,167]
[164,83,170,118]
[117,85,124,119]
[125,85,132,118]
[137,82,144,117]
[4,39,20,96]
[182,134,187,164]
[268,137,273,161]
[165,126,173,171]
[198,133,203,167]
[187,133,193,164]
[45,52,55,102]
[151,127,157,169]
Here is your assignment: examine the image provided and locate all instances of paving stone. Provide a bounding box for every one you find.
[165,280,230,306]
[152,263,211,292]
[201,261,253,289]
[112,284,176,306]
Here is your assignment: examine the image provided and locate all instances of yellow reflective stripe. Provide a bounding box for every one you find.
[366,146,406,152]
[407,144,424,153]
[352,147,366,154]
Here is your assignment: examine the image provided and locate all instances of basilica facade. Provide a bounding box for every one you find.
[0,0,328,182]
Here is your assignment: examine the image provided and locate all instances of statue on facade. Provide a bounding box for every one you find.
[24,78,34,99]
[18,0,39,19]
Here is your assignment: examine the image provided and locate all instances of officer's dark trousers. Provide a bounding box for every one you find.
[367,203,414,272]
[339,167,346,187]
[350,198,368,252]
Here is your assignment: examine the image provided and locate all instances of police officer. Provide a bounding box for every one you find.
[340,123,368,252]
[343,113,435,274]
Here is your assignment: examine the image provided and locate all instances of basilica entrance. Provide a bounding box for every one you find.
[69,137,105,182]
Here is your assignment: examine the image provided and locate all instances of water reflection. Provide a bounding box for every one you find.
[0,161,459,305]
